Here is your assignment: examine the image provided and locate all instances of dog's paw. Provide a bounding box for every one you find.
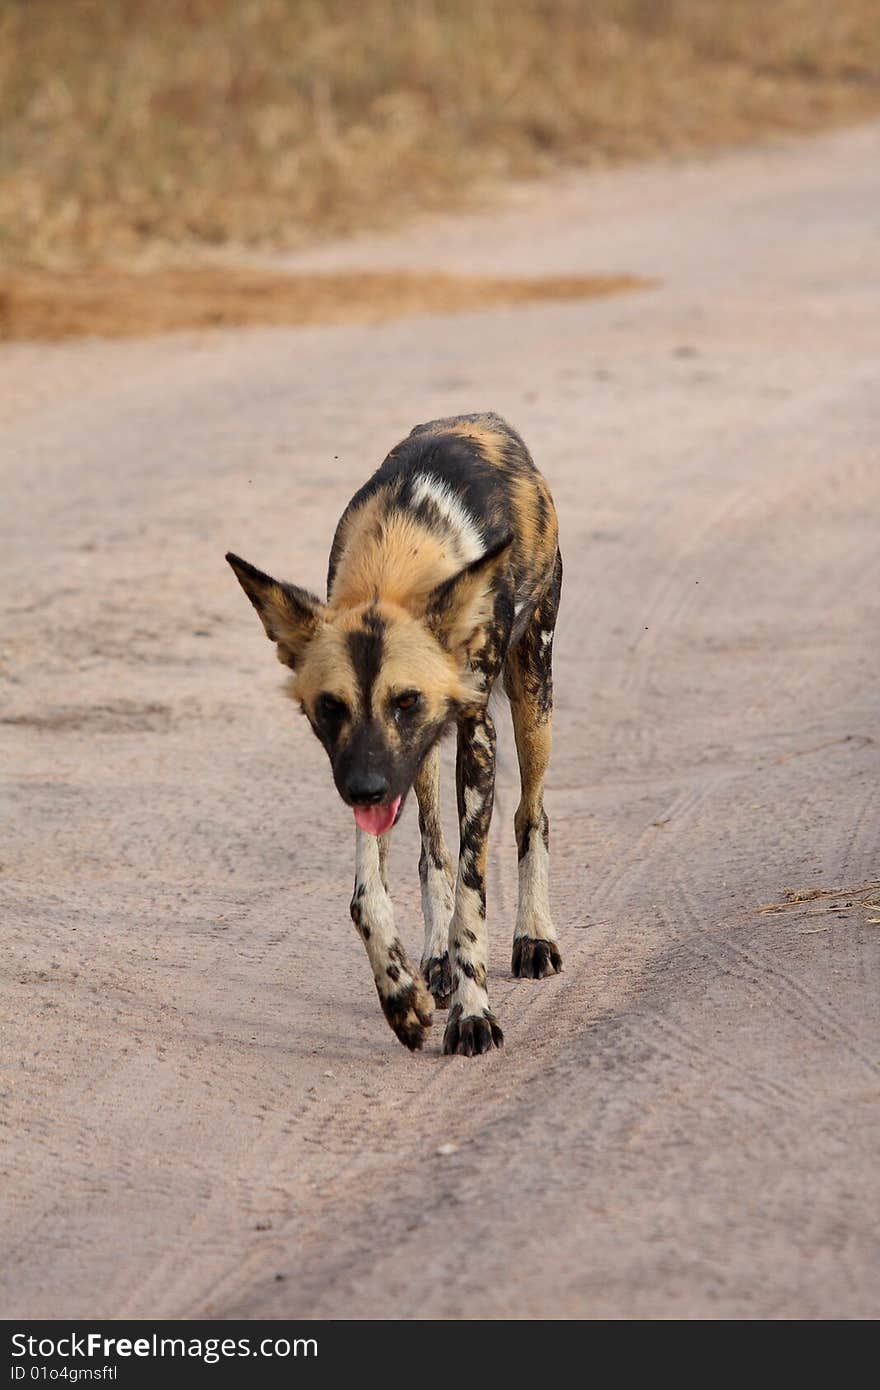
[511,936,563,979]
[420,951,452,1009]
[381,976,435,1051]
[442,1003,503,1057]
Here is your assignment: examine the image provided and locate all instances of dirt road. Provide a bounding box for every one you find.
[2,124,879,1320]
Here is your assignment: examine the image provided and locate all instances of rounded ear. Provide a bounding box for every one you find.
[425,533,513,653]
[226,552,325,670]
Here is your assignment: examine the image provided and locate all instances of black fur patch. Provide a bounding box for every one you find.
[457,956,487,989]
[349,886,371,940]
[421,952,452,1009]
[516,810,550,861]
[346,606,386,714]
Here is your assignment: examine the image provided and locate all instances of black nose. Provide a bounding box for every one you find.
[346,771,389,805]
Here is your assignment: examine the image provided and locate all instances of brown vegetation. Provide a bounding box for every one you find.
[3,1,879,272]
[0,266,648,342]
[1,1,877,339]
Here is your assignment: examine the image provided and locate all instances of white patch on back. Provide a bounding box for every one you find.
[411,473,484,565]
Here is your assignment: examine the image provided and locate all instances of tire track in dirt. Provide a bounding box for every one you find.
[670,871,879,1083]
[588,367,880,777]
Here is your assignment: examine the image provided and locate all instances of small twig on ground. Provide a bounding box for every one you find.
[758,881,880,915]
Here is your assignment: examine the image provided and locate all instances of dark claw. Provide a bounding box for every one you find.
[511,936,563,979]
[421,951,452,1009]
[442,1004,503,1057]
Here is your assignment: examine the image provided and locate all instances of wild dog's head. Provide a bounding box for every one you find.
[226,536,511,835]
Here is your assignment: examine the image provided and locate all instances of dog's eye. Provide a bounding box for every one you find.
[395,690,421,713]
[317,693,348,722]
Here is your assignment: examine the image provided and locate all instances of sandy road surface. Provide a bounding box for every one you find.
[2,125,879,1320]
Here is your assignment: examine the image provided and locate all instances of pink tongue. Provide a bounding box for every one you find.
[353,795,402,837]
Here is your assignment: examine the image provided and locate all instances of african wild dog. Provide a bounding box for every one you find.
[227,413,562,1057]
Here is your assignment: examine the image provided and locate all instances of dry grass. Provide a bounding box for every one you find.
[0,266,648,341]
[3,0,880,272]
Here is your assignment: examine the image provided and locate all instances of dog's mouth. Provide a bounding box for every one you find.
[352,794,404,837]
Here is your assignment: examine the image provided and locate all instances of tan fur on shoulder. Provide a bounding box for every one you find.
[331,505,457,612]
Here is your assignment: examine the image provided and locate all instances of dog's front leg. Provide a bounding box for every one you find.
[415,743,455,1008]
[350,828,434,1051]
[443,710,504,1057]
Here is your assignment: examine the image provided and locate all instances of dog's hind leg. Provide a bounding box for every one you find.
[442,710,504,1056]
[505,550,563,979]
[415,743,455,1009]
[350,827,434,1050]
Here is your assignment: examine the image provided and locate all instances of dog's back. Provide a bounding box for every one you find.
[327,413,558,633]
